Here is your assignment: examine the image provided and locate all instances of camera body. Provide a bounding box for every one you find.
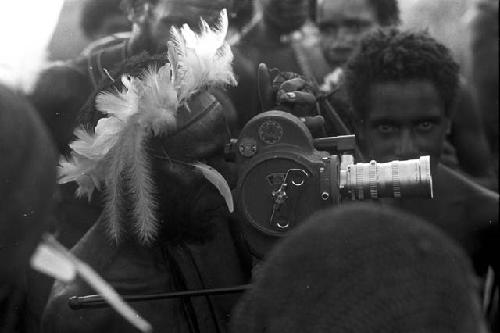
[230,111,433,258]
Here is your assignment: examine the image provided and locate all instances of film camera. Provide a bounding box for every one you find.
[229,110,433,258]
[66,110,434,311]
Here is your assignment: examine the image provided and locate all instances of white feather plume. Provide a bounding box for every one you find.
[126,127,158,245]
[58,9,236,244]
[170,9,237,103]
[102,139,127,242]
[137,65,178,136]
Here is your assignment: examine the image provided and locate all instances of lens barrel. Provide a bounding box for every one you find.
[340,156,433,199]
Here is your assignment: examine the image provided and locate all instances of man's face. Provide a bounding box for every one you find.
[147,0,224,51]
[317,0,378,67]
[357,81,450,170]
[261,0,309,34]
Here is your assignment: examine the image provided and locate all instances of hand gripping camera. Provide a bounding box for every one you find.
[230,111,433,258]
[67,110,434,310]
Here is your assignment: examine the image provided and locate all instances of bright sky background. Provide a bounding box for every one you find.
[0,0,64,91]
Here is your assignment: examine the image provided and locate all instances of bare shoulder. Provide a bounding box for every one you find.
[437,164,498,220]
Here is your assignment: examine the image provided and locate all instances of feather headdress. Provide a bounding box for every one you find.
[59,9,236,245]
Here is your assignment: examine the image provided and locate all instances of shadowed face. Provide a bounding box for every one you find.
[358,80,450,171]
[261,0,309,34]
[147,0,226,51]
[317,0,378,67]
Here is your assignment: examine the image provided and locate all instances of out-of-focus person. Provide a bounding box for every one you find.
[295,0,400,137]
[29,0,237,252]
[229,0,325,131]
[231,204,490,333]
[28,4,239,328]
[0,83,57,332]
[42,23,248,330]
[80,0,131,41]
[233,0,311,71]
[227,0,256,42]
[31,0,234,156]
[315,0,399,91]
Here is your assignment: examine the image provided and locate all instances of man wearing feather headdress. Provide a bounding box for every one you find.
[28,0,239,250]
[42,11,250,333]
[29,3,241,327]
[32,0,236,155]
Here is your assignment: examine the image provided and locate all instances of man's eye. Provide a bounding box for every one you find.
[416,121,434,131]
[377,124,397,134]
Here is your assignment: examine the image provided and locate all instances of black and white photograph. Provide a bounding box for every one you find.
[0,0,498,332]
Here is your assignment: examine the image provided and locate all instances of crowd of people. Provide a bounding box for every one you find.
[1,0,498,332]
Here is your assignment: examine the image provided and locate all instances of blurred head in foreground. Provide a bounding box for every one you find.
[0,84,57,285]
[230,203,488,333]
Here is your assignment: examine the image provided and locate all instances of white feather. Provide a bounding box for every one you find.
[192,162,234,213]
[59,153,101,200]
[60,10,238,244]
[169,9,237,103]
[103,128,132,243]
[70,119,122,160]
[96,82,138,120]
[126,126,159,245]
[137,64,178,136]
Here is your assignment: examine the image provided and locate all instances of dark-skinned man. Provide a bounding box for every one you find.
[311,0,493,183]
[42,16,249,331]
[257,25,499,330]
[342,28,499,330]
[229,0,326,132]
[29,3,240,328]
[29,0,236,250]
[300,0,400,138]
[31,0,234,156]
[313,0,399,90]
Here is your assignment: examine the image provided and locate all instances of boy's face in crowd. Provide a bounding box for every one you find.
[317,0,378,67]
[358,80,450,170]
[147,0,224,51]
[261,0,310,34]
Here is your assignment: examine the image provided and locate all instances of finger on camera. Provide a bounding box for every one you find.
[279,91,316,104]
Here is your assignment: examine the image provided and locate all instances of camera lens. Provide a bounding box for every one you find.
[340,156,433,199]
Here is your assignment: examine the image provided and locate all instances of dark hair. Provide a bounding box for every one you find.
[344,28,460,120]
[230,203,483,333]
[80,0,129,39]
[367,0,400,26]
